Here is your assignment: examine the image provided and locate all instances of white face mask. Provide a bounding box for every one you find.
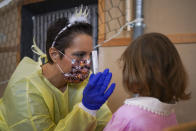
[56,50,91,83]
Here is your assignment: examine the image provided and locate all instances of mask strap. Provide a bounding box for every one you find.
[58,50,76,64]
[56,64,70,77]
[56,64,64,74]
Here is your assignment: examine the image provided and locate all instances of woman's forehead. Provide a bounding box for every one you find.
[68,34,93,51]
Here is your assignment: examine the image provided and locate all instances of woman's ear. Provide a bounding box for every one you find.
[49,47,59,63]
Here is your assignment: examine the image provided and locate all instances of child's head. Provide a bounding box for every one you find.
[121,32,190,103]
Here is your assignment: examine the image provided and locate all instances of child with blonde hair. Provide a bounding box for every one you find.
[104,32,190,131]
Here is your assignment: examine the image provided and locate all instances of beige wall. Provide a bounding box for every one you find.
[100,0,196,123]
[144,0,196,34]
[174,44,196,123]
[99,46,128,112]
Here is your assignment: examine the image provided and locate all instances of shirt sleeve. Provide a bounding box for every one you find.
[0,78,98,131]
[103,109,131,131]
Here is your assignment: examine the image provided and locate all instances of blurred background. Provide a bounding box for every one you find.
[0,0,195,124]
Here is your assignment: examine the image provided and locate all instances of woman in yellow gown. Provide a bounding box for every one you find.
[0,8,115,131]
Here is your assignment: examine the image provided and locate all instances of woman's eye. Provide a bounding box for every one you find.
[74,53,85,59]
[72,51,89,59]
[77,54,84,57]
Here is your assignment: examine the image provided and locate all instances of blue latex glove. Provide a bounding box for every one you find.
[82,69,116,110]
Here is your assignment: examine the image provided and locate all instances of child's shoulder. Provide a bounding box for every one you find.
[112,103,140,120]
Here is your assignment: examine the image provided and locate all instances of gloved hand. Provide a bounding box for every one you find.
[82,69,116,110]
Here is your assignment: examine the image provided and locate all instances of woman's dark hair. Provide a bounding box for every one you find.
[121,32,190,103]
[46,17,92,63]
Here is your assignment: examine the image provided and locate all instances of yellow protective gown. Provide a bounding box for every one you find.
[0,56,112,131]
